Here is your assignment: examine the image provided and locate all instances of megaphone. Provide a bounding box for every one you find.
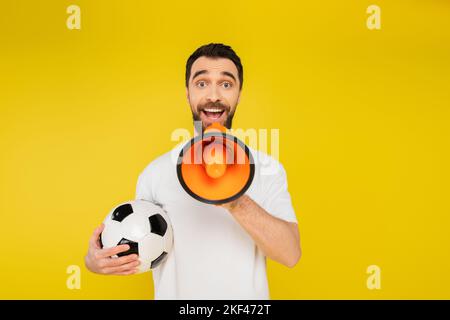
[177,123,255,204]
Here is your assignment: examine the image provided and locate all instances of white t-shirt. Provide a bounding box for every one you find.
[135,142,297,300]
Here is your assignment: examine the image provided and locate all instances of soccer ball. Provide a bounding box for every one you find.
[100,200,173,273]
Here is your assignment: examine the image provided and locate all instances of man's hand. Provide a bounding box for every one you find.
[215,197,241,211]
[84,224,140,275]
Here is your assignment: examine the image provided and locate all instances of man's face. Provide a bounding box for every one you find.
[186,57,241,131]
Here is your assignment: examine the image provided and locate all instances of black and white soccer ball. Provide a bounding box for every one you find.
[100,200,173,273]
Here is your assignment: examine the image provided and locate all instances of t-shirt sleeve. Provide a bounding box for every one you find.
[135,171,154,202]
[260,163,298,223]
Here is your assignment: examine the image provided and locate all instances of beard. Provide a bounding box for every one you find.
[192,101,235,132]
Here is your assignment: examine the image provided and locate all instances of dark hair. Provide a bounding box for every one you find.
[185,43,243,90]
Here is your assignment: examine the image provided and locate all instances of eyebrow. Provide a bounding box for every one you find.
[192,70,237,82]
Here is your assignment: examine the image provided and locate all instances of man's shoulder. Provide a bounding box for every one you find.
[249,147,286,178]
[250,148,279,162]
[138,143,184,179]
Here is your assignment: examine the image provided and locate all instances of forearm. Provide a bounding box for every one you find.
[224,195,301,268]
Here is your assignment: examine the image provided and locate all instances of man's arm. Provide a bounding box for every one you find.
[220,195,301,268]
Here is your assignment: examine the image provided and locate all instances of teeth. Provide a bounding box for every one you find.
[204,108,223,113]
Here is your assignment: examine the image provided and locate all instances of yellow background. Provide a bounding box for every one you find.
[1,0,449,299]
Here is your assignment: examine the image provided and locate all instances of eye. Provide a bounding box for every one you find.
[196,81,207,88]
[222,82,232,89]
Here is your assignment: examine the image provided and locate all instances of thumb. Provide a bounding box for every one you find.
[90,223,105,249]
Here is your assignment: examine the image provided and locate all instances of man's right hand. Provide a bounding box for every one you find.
[84,224,140,275]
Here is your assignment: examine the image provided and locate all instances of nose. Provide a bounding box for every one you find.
[206,84,221,102]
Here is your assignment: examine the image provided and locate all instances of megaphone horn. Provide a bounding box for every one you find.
[177,123,255,204]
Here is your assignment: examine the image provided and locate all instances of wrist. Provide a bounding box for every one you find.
[226,195,249,214]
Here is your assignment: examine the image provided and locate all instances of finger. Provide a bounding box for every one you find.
[98,244,130,258]
[107,254,139,267]
[114,269,140,276]
[95,224,105,247]
[103,261,140,274]
[89,224,105,249]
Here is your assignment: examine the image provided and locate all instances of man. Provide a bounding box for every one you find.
[85,43,301,299]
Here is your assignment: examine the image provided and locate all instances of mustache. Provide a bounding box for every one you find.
[198,101,230,112]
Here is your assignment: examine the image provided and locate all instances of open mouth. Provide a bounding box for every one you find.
[201,108,226,121]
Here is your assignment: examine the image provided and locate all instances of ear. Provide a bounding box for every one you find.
[237,92,241,104]
[186,87,190,103]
